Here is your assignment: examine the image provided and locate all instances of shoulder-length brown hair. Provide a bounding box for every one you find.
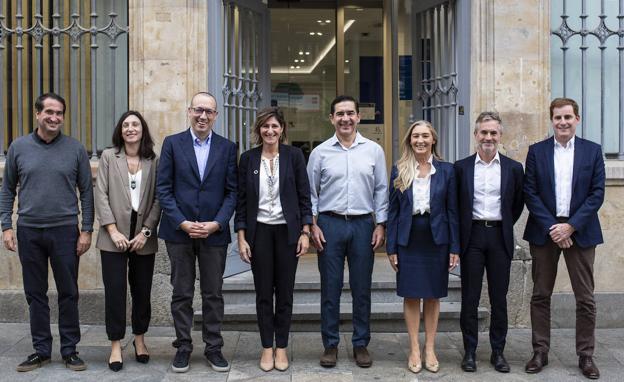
[112,110,156,160]
[252,107,287,146]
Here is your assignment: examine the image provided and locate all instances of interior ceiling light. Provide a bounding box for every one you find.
[309,32,315,35]
[345,59,349,63]
[300,59,305,63]
[305,51,310,55]
[317,32,323,36]
[296,65,300,68]
[272,19,356,74]
[325,19,331,23]
[299,51,304,55]
[290,65,295,69]
[294,59,299,62]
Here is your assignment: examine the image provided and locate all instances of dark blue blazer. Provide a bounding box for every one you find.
[235,144,313,246]
[454,153,524,259]
[156,129,237,245]
[523,136,605,248]
[387,159,460,255]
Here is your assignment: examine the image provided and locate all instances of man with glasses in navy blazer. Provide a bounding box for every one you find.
[157,92,237,374]
[454,112,524,373]
[523,98,605,380]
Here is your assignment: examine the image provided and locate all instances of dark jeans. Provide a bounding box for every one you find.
[16,225,80,357]
[251,223,298,348]
[100,250,155,341]
[166,240,227,354]
[459,224,511,353]
[317,213,374,349]
[530,240,596,356]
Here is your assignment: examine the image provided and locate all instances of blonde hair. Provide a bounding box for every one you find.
[393,120,441,192]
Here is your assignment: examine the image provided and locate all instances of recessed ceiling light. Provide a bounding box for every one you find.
[317,32,323,36]
[305,51,310,55]
[299,51,304,55]
[294,59,298,63]
[345,59,349,63]
[300,59,305,63]
[296,66,301,68]
[325,19,331,23]
[317,20,322,23]
[290,65,295,69]
[356,8,364,11]
[309,32,315,35]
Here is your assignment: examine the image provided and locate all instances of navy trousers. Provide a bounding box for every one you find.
[317,213,375,349]
[17,225,81,357]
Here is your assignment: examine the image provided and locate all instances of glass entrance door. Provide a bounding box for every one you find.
[268,1,385,159]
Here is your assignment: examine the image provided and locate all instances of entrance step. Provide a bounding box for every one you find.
[194,254,490,332]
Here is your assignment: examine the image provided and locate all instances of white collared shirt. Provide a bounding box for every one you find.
[472,152,502,220]
[257,155,286,225]
[554,136,575,217]
[412,155,436,215]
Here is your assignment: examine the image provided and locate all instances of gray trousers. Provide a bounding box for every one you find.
[166,241,227,354]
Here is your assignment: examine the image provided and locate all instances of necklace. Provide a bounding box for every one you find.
[261,155,279,214]
[127,157,141,190]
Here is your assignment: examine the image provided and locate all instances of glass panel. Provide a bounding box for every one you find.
[269,7,336,161]
[344,5,384,146]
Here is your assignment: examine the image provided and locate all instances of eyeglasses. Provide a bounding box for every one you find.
[190,107,217,117]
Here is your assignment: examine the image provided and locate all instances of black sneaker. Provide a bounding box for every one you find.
[16,353,51,372]
[206,351,230,372]
[172,349,191,373]
[63,352,87,371]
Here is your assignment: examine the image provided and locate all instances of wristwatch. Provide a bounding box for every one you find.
[300,230,312,239]
[141,227,152,238]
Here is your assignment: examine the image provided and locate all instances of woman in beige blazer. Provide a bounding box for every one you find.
[95,110,160,372]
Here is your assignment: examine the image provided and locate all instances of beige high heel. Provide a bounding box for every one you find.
[274,348,289,371]
[423,348,440,373]
[408,351,422,373]
[259,348,274,372]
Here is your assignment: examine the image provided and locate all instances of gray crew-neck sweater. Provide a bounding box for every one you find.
[0,131,94,231]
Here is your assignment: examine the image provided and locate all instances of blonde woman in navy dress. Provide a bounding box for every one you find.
[387,120,460,374]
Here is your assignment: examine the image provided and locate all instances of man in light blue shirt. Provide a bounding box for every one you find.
[190,128,211,181]
[307,95,388,368]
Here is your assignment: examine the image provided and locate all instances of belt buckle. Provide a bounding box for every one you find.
[484,220,494,228]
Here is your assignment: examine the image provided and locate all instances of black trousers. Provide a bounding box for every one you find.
[100,249,155,341]
[251,223,298,348]
[166,240,227,354]
[16,224,80,358]
[460,223,511,353]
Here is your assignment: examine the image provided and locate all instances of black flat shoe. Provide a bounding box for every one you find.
[133,340,150,364]
[108,360,123,372]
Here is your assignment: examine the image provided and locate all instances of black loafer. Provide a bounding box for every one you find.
[461,351,476,372]
[63,352,87,371]
[16,353,51,372]
[491,351,510,373]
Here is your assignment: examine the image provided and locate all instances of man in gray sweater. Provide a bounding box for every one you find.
[0,92,94,372]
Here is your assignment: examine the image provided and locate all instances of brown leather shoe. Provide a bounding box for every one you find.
[320,347,338,368]
[353,346,372,368]
[525,351,548,373]
[579,356,600,379]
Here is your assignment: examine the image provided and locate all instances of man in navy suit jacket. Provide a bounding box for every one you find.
[454,112,524,373]
[523,98,605,380]
[157,92,237,373]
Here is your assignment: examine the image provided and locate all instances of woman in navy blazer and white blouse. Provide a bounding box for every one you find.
[235,107,312,372]
[387,120,460,374]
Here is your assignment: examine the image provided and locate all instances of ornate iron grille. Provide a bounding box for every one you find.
[221,0,268,154]
[0,0,128,158]
[412,0,458,161]
[551,0,624,158]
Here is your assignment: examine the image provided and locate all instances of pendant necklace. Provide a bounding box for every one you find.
[127,157,141,190]
[262,155,279,214]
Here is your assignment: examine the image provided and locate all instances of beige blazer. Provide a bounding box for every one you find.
[95,147,160,254]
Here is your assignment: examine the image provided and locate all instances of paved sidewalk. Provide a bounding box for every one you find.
[0,323,622,381]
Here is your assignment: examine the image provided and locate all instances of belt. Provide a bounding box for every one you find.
[472,220,502,227]
[320,211,371,221]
